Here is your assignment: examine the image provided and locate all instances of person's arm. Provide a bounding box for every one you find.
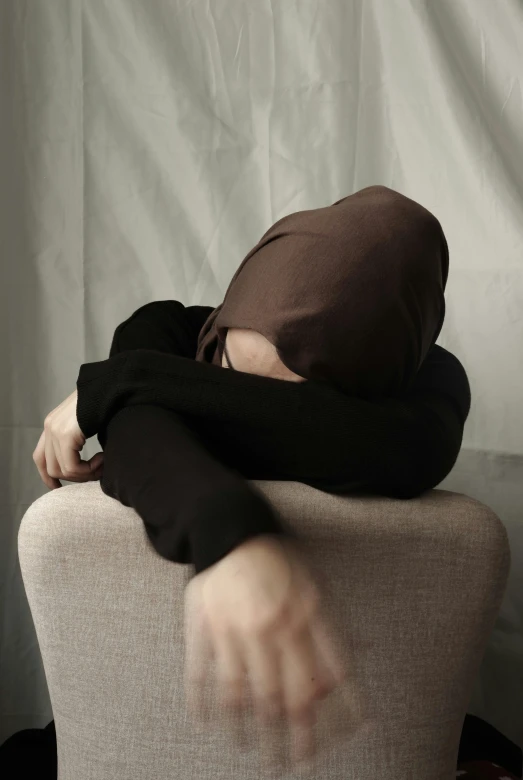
[99,404,286,573]
[82,302,350,747]
[94,300,287,574]
[77,302,471,502]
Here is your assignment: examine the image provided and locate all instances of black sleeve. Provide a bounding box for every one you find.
[95,301,286,574]
[77,301,471,504]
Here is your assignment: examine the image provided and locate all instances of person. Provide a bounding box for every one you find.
[6,186,520,778]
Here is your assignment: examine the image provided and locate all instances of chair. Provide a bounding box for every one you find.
[18,480,510,779]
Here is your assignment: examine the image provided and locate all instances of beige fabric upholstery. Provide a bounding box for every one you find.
[18,481,510,780]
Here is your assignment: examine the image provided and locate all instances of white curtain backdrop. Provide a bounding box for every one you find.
[1,0,522,748]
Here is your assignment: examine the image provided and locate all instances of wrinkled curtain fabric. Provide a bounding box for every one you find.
[1,0,522,748]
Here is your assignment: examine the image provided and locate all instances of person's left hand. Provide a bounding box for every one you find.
[183,535,348,768]
[33,389,104,489]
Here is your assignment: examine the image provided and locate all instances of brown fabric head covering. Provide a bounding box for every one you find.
[194,185,449,397]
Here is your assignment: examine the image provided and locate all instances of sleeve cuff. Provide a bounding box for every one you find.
[188,486,288,573]
[76,353,129,439]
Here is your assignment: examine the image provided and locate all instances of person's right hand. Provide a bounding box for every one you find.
[33,389,104,489]
[184,534,348,767]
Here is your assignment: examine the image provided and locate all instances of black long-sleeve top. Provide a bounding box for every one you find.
[75,300,471,573]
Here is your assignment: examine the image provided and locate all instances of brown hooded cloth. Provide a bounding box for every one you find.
[194,185,449,397]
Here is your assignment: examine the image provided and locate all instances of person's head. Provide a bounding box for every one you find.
[196,185,449,397]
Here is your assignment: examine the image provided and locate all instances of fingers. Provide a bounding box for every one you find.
[245,635,282,722]
[88,452,105,482]
[184,584,214,722]
[33,392,98,487]
[33,431,61,490]
[245,639,286,769]
[279,625,321,764]
[213,629,249,749]
[33,427,104,489]
[52,431,92,481]
[60,446,88,479]
[88,452,105,472]
[184,550,348,770]
[62,446,103,481]
[309,614,347,688]
[214,628,246,711]
[44,431,63,488]
[310,615,368,736]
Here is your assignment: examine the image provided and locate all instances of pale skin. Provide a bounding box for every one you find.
[33,329,348,766]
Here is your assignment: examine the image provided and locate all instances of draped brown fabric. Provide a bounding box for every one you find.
[195,185,449,397]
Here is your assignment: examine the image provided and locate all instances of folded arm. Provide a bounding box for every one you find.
[77,301,471,501]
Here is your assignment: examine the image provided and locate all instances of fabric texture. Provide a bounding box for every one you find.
[195,185,448,398]
[16,480,511,779]
[75,300,470,572]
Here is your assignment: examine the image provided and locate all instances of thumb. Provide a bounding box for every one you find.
[88,452,105,471]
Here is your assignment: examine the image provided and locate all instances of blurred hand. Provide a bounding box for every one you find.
[33,389,104,489]
[184,534,347,767]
